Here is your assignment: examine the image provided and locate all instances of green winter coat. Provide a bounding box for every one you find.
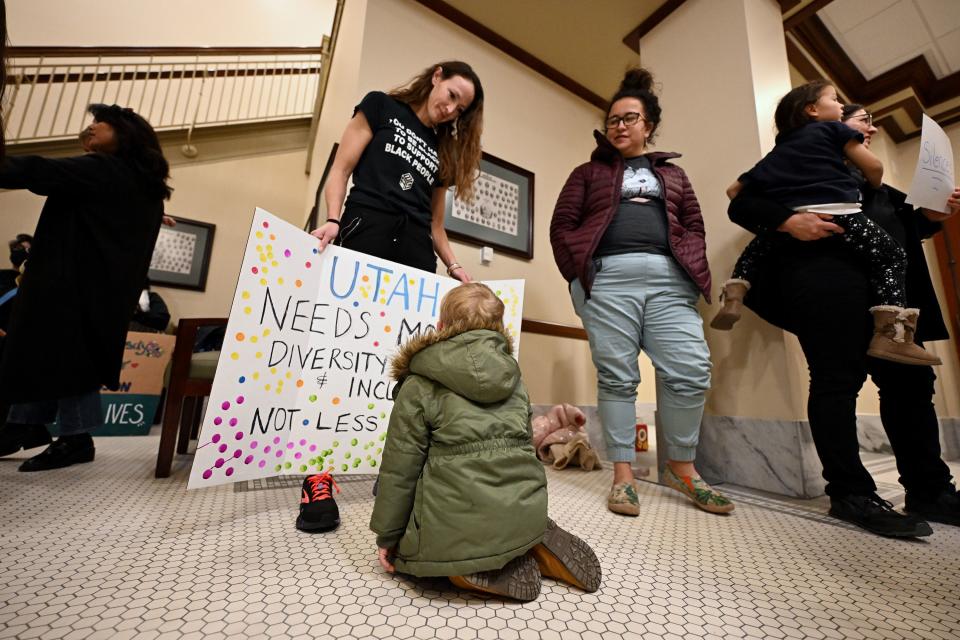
[370,327,548,577]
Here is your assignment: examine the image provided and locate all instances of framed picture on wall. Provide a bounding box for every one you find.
[148,216,215,291]
[444,151,534,260]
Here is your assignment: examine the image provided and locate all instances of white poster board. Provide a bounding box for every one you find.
[188,209,524,489]
[906,114,956,212]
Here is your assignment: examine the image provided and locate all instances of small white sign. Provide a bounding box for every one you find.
[906,114,956,213]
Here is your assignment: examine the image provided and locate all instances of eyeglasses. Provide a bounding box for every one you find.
[848,113,873,126]
[604,112,645,129]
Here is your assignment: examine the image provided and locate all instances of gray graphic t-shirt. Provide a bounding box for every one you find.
[595,156,671,257]
[621,161,662,200]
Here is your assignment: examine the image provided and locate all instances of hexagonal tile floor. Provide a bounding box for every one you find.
[1,434,958,640]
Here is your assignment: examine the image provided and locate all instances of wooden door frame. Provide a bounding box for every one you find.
[933,217,960,367]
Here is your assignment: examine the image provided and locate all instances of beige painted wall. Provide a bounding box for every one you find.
[641,0,809,421]
[306,0,642,406]
[305,0,368,215]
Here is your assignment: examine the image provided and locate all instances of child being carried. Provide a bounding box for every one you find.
[713,81,940,366]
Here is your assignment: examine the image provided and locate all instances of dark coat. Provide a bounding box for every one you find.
[0,153,164,402]
[728,182,948,343]
[550,131,712,301]
[370,327,547,577]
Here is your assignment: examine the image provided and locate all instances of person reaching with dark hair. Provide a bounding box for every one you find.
[0,104,171,471]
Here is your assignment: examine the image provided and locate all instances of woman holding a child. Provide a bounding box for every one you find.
[550,68,734,517]
[727,99,960,538]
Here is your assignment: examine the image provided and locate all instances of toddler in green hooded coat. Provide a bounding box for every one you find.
[370,283,601,601]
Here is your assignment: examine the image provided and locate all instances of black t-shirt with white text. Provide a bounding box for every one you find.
[344,91,440,227]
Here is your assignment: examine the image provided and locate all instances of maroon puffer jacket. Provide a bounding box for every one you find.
[550,132,712,302]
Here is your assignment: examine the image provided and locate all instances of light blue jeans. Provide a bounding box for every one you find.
[571,253,711,462]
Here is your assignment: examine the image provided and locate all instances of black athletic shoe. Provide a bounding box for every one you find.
[905,487,960,527]
[0,423,52,457]
[18,435,95,472]
[296,473,340,533]
[829,493,933,538]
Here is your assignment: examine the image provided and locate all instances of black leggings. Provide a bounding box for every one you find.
[336,206,436,273]
[776,257,952,498]
[732,213,908,307]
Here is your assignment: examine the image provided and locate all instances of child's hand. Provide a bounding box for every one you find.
[378,547,396,573]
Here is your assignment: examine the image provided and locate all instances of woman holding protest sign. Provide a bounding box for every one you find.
[310,60,483,281]
[0,104,169,471]
[297,62,484,534]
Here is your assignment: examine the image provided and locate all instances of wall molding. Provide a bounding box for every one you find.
[412,0,606,111]
[621,0,688,53]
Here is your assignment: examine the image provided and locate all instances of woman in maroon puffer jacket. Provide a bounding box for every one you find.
[550,68,732,517]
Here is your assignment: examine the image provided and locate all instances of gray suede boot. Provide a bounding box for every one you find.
[867,306,941,366]
[710,279,750,330]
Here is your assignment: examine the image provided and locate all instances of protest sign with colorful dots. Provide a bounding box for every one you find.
[187,209,524,488]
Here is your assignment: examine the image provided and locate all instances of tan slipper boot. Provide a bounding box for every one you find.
[867,306,941,366]
[710,278,750,330]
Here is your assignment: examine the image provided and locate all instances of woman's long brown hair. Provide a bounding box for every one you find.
[390,61,483,202]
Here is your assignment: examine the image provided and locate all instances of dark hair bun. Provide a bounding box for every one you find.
[619,68,655,94]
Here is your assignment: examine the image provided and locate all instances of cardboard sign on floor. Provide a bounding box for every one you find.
[52,331,176,436]
[188,208,524,489]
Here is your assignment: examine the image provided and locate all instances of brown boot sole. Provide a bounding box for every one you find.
[709,308,741,330]
[531,520,601,592]
[866,348,941,366]
[450,553,541,602]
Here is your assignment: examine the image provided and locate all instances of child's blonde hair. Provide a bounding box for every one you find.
[439,283,505,333]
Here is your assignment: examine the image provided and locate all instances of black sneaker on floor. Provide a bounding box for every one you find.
[296,473,340,533]
[0,423,52,457]
[19,435,95,472]
[829,493,932,538]
[905,487,960,527]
